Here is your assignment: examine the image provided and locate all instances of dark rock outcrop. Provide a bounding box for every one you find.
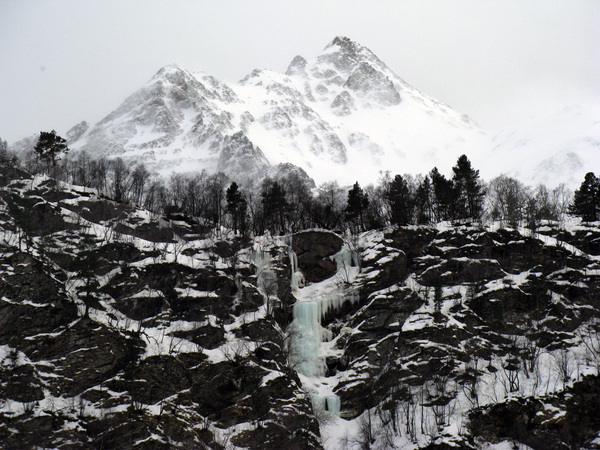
[292,230,343,282]
[1,168,600,448]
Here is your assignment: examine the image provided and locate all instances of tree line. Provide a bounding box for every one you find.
[2,130,599,236]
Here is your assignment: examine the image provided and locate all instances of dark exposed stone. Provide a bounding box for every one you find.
[18,318,136,396]
[469,375,600,449]
[130,355,192,404]
[172,324,225,349]
[292,230,343,282]
[419,258,505,286]
[1,364,45,403]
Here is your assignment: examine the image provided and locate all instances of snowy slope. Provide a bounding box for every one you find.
[60,37,487,186]
[12,36,598,190]
[2,166,600,448]
[68,65,243,177]
[235,36,488,185]
[487,101,600,188]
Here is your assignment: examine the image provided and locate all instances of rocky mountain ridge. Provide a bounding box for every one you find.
[11,36,598,190]
[11,37,600,189]
[1,166,600,448]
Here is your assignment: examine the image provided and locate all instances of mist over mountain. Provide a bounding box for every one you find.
[10,36,597,189]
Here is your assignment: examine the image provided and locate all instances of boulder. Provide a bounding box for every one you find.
[292,230,343,283]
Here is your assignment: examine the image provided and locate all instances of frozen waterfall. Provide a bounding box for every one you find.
[287,239,362,419]
[331,243,361,273]
[252,244,279,302]
[290,301,328,377]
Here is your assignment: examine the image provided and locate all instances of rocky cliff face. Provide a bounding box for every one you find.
[1,167,600,449]
[0,167,323,449]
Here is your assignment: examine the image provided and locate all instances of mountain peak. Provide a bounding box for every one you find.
[147,64,197,91]
[285,55,307,76]
[315,36,388,80]
[323,36,381,63]
[325,36,362,53]
[151,64,187,80]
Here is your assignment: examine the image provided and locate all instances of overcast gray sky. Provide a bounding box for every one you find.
[1,0,599,143]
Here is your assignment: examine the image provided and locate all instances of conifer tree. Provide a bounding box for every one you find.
[430,167,454,221]
[261,179,288,235]
[414,175,433,224]
[34,130,69,173]
[569,172,599,222]
[226,181,247,234]
[385,174,412,226]
[345,182,369,231]
[452,154,484,220]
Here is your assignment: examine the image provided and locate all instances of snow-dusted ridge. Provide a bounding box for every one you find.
[11,36,597,189]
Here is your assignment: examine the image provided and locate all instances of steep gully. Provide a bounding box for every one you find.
[253,236,361,420]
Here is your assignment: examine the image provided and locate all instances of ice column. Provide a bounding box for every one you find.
[287,237,350,418]
[291,301,326,377]
[290,298,343,417]
[252,246,274,291]
[326,395,341,416]
[331,243,361,273]
[288,246,305,290]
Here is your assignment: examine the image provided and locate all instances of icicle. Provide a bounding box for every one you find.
[252,244,277,294]
[290,246,298,274]
[325,395,341,417]
[291,301,326,377]
[251,245,272,278]
[288,245,305,290]
[351,249,361,271]
[331,243,353,272]
[330,242,362,286]
[317,288,360,322]
[313,396,326,413]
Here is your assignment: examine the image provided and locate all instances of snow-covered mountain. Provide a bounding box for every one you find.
[487,102,600,188]
[235,36,488,185]
[67,66,245,176]
[11,36,599,189]
[59,37,486,186]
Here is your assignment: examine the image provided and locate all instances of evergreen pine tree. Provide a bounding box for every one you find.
[385,174,413,226]
[226,182,247,234]
[569,172,599,222]
[34,130,69,173]
[261,179,288,235]
[452,154,485,220]
[414,176,433,224]
[430,167,454,221]
[345,182,369,231]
